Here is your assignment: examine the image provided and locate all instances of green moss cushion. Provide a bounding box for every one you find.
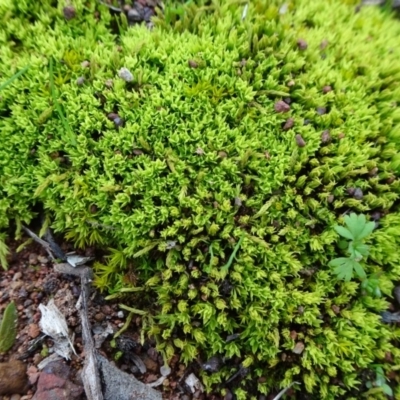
[1,0,400,398]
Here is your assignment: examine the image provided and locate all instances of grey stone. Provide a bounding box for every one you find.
[97,355,161,400]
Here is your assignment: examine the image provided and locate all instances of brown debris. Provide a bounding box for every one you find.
[321,130,331,143]
[63,6,76,20]
[107,113,119,121]
[295,134,306,147]
[274,100,290,113]
[322,85,332,94]
[28,324,40,339]
[218,151,228,158]
[0,360,28,395]
[331,305,340,315]
[283,118,294,130]
[297,39,308,50]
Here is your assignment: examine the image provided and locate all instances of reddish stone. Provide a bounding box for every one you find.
[31,361,83,400]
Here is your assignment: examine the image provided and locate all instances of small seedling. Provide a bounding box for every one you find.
[361,273,382,298]
[0,301,18,353]
[329,213,375,282]
[221,233,245,272]
[366,365,393,397]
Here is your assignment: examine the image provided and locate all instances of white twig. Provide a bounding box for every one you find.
[97,0,122,12]
[271,382,301,400]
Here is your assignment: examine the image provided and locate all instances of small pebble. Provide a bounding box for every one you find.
[160,364,171,376]
[118,67,133,82]
[13,272,22,281]
[28,323,41,339]
[0,360,27,395]
[218,151,227,158]
[321,130,331,143]
[147,347,159,362]
[283,118,294,130]
[353,188,363,200]
[195,147,205,155]
[113,117,124,128]
[63,6,76,20]
[297,39,308,50]
[283,97,291,105]
[27,365,39,385]
[127,8,141,22]
[107,113,119,121]
[327,195,334,203]
[37,255,48,264]
[101,305,112,315]
[94,313,105,322]
[331,305,340,314]
[316,106,327,115]
[369,167,378,177]
[32,353,43,366]
[81,60,90,68]
[287,80,295,87]
[143,6,154,21]
[274,100,290,113]
[188,60,198,68]
[295,134,306,147]
[202,356,221,373]
[117,311,124,319]
[292,341,305,354]
[322,85,332,94]
[71,285,81,298]
[28,253,38,265]
[105,79,113,88]
[76,76,85,86]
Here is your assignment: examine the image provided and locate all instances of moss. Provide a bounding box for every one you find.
[1,0,400,397]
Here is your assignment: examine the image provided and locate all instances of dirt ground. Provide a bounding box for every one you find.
[0,238,229,400]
